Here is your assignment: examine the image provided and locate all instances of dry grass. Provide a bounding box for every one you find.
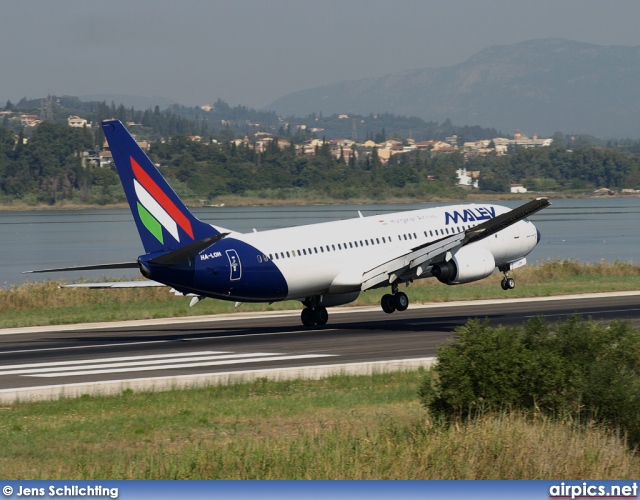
[1,372,637,479]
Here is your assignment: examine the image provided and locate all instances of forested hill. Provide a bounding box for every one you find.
[0,120,638,207]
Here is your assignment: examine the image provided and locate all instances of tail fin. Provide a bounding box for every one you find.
[102,120,219,254]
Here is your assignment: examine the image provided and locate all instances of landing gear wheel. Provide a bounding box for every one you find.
[315,307,329,326]
[301,308,315,327]
[394,292,409,311]
[381,294,396,314]
[501,277,516,290]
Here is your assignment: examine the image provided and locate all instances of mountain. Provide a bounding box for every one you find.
[265,39,640,138]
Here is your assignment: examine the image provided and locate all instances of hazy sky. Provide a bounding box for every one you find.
[4,0,640,110]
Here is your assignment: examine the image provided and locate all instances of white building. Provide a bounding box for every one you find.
[510,184,528,194]
[456,168,479,189]
[68,116,90,128]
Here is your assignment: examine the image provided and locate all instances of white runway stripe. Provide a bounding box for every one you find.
[1,353,282,376]
[0,351,227,371]
[28,354,337,378]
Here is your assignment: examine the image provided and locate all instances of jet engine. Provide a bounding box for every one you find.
[431,246,496,285]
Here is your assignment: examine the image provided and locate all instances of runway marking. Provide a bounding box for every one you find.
[0,350,337,378]
[0,330,339,356]
[27,354,337,378]
[0,351,227,370]
[0,340,183,355]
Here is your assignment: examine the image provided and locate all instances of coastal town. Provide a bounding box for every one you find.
[0,109,556,195]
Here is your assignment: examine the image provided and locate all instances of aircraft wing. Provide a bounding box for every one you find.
[462,197,550,244]
[360,232,464,291]
[360,197,550,291]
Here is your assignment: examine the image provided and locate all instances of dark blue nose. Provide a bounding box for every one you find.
[536,229,541,244]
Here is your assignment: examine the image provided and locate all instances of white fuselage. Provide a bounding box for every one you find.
[226,203,539,300]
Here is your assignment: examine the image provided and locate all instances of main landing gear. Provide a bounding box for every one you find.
[301,305,328,327]
[380,284,409,314]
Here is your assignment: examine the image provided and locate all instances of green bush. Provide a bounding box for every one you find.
[419,316,640,447]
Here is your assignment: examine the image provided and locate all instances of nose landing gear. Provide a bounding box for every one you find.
[500,270,516,290]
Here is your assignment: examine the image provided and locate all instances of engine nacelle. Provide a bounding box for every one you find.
[431,246,496,285]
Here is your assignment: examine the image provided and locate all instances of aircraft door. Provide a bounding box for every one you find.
[226,249,242,281]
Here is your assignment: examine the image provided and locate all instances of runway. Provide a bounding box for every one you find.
[1,291,639,402]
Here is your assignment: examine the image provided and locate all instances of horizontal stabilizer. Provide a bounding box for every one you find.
[149,232,229,266]
[61,280,165,289]
[463,197,550,244]
[23,262,139,274]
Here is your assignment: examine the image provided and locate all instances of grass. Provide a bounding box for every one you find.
[1,371,638,479]
[2,260,639,329]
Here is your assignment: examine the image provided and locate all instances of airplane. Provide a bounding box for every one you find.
[27,119,550,327]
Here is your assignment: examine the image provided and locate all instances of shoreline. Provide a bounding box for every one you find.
[0,191,632,211]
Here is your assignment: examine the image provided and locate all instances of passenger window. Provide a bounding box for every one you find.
[257,255,262,263]
[286,251,290,258]
[303,249,307,255]
[314,247,318,253]
[332,244,336,251]
[376,238,380,244]
[269,254,273,260]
